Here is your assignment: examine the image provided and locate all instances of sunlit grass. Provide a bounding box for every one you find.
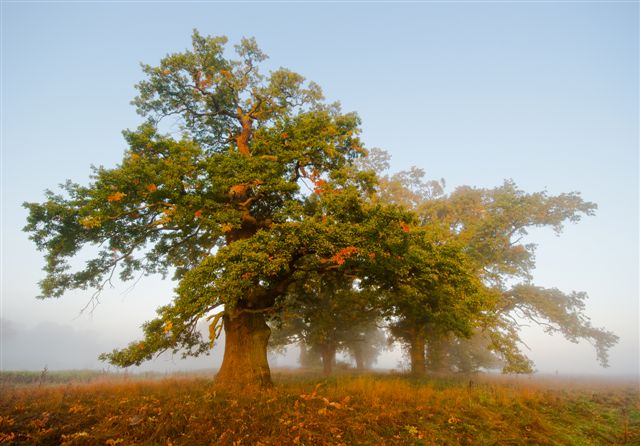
[0,371,637,445]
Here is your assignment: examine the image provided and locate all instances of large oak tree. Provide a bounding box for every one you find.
[26,32,482,387]
[24,32,418,386]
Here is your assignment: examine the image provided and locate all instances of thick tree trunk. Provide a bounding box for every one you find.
[409,332,426,375]
[321,344,336,376]
[353,344,366,371]
[215,311,272,387]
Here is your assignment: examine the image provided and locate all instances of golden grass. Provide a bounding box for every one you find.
[0,371,637,445]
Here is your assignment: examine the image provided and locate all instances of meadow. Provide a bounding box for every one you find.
[0,370,637,445]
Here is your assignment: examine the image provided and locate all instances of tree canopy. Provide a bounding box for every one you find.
[365,149,617,373]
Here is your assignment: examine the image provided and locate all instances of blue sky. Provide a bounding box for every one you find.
[1,1,638,375]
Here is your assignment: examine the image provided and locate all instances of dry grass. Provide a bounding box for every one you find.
[0,371,637,445]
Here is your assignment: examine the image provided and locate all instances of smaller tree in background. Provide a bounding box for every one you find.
[269,271,382,375]
[343,324,388,371]
[375,221,490,375]
[365,149,618,374]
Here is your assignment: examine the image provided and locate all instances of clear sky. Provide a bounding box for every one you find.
[1,1,638,375]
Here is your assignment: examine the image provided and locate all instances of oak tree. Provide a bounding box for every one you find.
[24,32,405,386]
[367,149,617,373]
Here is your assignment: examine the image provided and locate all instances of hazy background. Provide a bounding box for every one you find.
[1,2,637,376]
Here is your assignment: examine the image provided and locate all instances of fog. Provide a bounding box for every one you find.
[0,318,224,373]
[2,316,637,378]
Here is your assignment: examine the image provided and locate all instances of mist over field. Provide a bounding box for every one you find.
[2,316,637,379]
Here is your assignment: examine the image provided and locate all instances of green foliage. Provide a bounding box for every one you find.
[23,33,422,373]
[419,179,596,285]
[23,31,373,367]
[499,285,619,367]
[269,271,385,371]
[369,150,614,373]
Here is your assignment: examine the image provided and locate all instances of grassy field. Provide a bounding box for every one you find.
[0,370,637,445]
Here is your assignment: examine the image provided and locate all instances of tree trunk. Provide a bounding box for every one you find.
[299,341,308,367]
[215,311,272,387]
[321,344,336,376]
[409,332,426,375]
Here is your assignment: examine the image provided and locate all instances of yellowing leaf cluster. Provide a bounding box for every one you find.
[79,216,102,229]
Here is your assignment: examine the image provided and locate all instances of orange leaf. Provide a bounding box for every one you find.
[331,246,358,265]
[146,184,157,193]
[314,179,328,195]
[107,192,126,202]
[194,210,203,218]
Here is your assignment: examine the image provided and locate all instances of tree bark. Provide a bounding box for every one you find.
[235,110,253,157]
[215,311,272,387]
[353,344,366,371]
[409,331,426,375]
[321,343,336,376]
